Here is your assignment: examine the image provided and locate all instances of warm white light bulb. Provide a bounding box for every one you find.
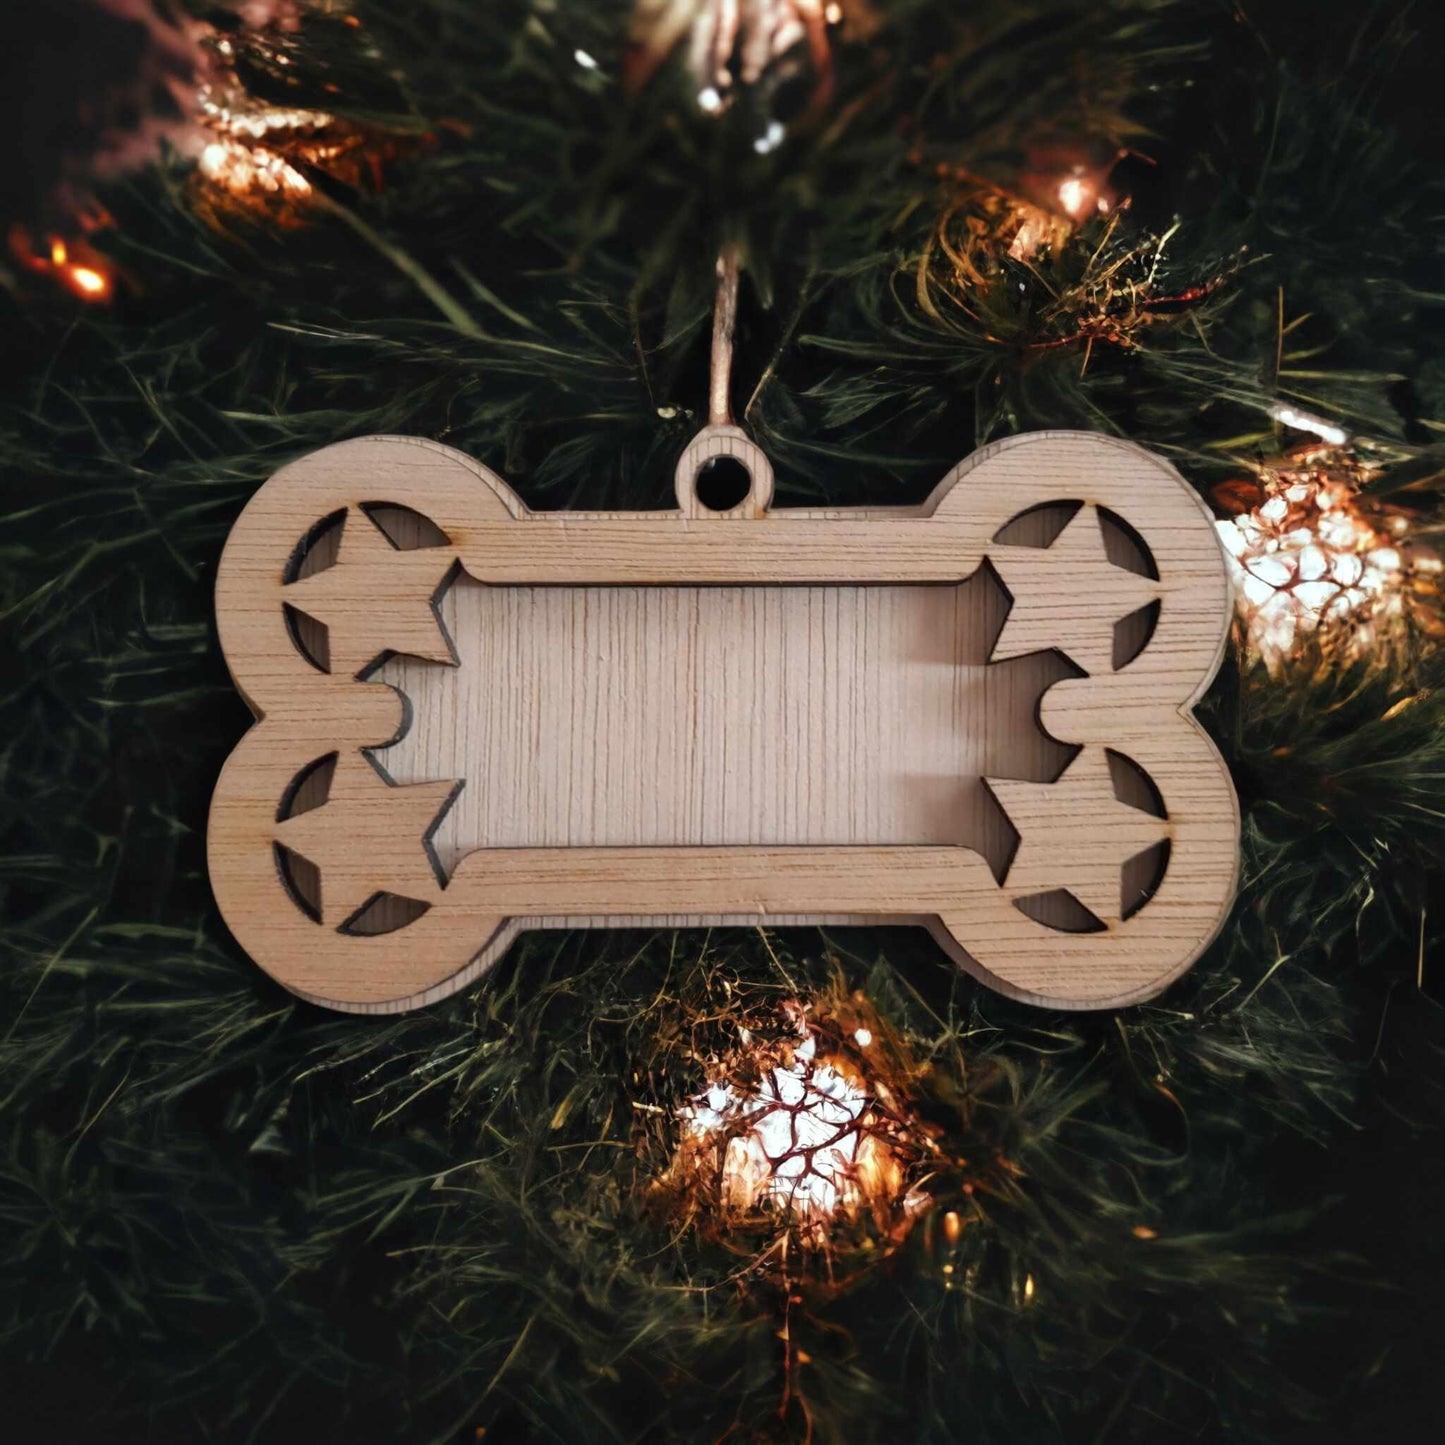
[1056,176,1090,219]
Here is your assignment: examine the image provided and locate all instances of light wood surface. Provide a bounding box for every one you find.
[208,429,1239,1013]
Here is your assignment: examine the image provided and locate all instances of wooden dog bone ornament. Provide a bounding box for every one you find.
[209,428,1239,1013]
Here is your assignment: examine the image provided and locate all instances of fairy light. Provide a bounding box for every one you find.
[69,267,109,297]
[198,134,314,204]
[1056,176,1089,218]
[930,154,1128,275]
[670,1000,928,1244]
[629,0,840,121]
[1053,165,1111,222]
[7,225,115,303]
[689,1040,864,1222]
[185,18,429,229]
[188,77,334,223]
[753,119,787,154]
[1266,401,1349,448]
[685,1021,875,1225]
[197,85,337,138]
[1005,199,1069,261]
[1216,446,1436,669]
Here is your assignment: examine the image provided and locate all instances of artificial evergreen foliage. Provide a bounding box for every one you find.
[2,2,1442,1440]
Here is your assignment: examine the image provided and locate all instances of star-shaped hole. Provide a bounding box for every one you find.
[281,505,460,677]
[273,752,462,928]
[988,504,1161,676]
[985,747,1170,929]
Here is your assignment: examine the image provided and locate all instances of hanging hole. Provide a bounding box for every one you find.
[674,426,774,515]
[694,455,753,512]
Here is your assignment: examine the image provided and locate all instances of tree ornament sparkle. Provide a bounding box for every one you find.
[917,175,1232,354]
[627,0,873,127]
[195,103,320,222]
[186,16,429,229]
[1215,445,1443,671]
[926,179,1073,274]
[190,81,405,228]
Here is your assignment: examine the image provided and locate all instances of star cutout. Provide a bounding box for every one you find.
[284,508,457,676]
[985,748,1168,925]
[275,754,461,927]
[988,506,1159,675]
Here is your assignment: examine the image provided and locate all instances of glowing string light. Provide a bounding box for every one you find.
[1215,447,1437,669]
[7,226,115,303]
[673,1002,927,1243]
[69,267,108,297]
[1267,402,1349,447]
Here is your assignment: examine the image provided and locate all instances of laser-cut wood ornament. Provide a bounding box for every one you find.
[208,425,1240,1014]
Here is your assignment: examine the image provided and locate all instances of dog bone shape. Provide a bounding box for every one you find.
[208,428,1239,1012]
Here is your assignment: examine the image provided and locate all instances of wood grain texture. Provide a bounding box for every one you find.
[208,428,1239,1013]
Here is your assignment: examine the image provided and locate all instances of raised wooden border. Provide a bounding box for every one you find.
[209,429,1239,1013]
